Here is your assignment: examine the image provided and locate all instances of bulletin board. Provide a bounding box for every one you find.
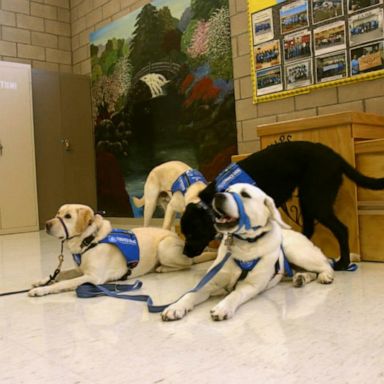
[248,0,384,103]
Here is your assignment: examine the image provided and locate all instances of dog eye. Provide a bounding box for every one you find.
[240,191,251,198]
[64,214,71,219]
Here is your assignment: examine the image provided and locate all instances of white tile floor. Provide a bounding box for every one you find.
[1,230,384,384]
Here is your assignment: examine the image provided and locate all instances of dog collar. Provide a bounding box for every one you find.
[57,216,84,241]
[171,169,207,195]
[233,230,269,243]
[57,216,70,239]
[215,163,256,192]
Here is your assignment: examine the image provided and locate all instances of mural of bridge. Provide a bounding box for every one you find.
[133,61,182,84]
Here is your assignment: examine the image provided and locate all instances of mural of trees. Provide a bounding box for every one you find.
[90,0,237,216]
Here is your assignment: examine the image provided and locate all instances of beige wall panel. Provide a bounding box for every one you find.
[0,61,39,233]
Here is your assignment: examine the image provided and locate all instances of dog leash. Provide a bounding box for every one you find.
[76,249,233,313]
[0,241,66,297]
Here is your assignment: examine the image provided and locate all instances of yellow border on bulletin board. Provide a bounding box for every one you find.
[248,0,384,104]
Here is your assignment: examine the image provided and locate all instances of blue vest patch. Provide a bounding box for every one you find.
[171,169,207,195]
[215,163,256,192]
[72,229,140,269]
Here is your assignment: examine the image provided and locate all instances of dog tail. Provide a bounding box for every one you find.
[341,157,384,190]
[132,196,145,208]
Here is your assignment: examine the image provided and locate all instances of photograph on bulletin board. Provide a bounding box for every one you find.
[248,0,384,103]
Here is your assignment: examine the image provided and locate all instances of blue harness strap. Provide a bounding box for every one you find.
[234,258,260,271]
[171,169,207,195]
[229,192,254,231]
[76,250,233,313]
[73,253,82,266]
[278,246,293,278]
[73,229,140,269]
[234,246,293,283]
[215,163,256,192]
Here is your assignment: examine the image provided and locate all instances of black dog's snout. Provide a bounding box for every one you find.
[213,193,227,214]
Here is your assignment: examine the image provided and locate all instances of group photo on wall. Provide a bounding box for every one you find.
[90,0,237,217]
[249,0,384,100]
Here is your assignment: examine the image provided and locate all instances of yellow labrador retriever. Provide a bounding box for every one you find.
[133,161,207,229]
[162,184,334,321]
[29,204,214,297]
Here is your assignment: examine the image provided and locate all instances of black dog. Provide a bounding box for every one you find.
[181,141,384,270]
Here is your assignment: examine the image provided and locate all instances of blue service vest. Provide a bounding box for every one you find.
[171,169,207,195]
[215,163,256,192]
[72,229,140,269]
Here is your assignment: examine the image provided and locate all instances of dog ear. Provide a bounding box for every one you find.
[76,208,95,233]
[264,196,290,229]
[93,213,104,226]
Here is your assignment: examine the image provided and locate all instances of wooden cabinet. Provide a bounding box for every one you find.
[234,112,384,261]
[355,139,384,261]
[0,62,39,234]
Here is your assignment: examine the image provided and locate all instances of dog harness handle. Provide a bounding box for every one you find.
[215,163,256,192]
[76,250,233,313]
[171,169,207,195]
[72,229,140,269]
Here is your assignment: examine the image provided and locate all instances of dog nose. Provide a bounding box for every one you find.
[214,193,227,211]
[214,193,227,205]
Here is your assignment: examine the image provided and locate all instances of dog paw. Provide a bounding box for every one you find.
[332,259,350,271]
[28,287,49,297]
[210,303,235,321]
[161,304,190,321]
[317,271,334,285]
[293,274,306,288]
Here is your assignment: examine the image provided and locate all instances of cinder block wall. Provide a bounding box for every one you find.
[2,0,384,152]
[0,0,71,72]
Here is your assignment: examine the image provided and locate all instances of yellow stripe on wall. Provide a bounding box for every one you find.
[248,0,283,13]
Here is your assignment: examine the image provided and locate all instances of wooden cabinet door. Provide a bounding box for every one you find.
[32,70,65,227]
[32,70,97,227]
[60,73,97,208]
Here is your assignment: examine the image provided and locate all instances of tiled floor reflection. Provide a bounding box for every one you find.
[1,230,384,383]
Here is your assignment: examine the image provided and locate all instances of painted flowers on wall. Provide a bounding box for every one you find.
[90,0,237,216]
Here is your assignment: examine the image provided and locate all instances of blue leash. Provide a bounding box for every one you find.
[76,251,232,313]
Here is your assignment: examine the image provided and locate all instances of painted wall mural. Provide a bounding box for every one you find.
[90,0,237,217]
